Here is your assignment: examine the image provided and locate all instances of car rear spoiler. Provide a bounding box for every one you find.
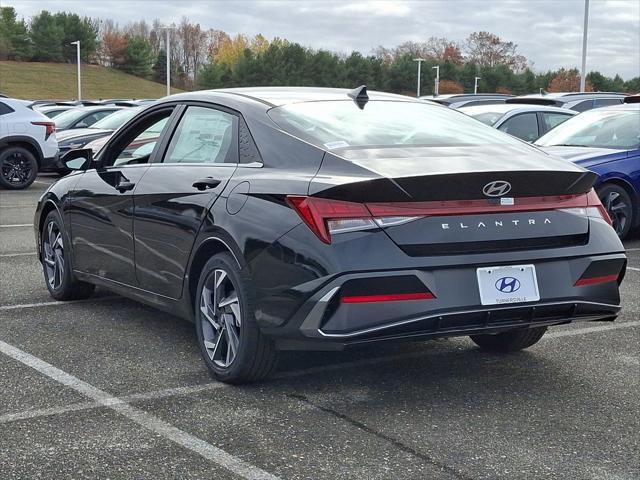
[505,98,560,106]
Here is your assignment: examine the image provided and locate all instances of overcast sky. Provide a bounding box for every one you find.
[9,0,640,79]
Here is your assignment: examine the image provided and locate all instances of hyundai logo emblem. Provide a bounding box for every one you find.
[495,276,521,293]
[483,180,512,197]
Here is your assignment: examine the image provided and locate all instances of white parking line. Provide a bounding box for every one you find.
[1,319,638,426]
[0,224,31,228]
[624,247,640,252]
[626,266,640,272]
[0,252,36,258]
[0,340,280,480]
[0,297,117,311]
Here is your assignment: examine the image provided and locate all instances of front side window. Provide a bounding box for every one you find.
[536,109,640,150]
[498,113,539,141]
[100,110,173,167]
[163,106,237,164]
[269,100,526,150]
[594,98,622,107]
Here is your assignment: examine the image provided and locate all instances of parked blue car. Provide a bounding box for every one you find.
[536,101,640,239]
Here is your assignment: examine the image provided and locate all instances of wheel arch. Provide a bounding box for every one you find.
[596,176,639,226]
[1,136,44,166]
[37,199,63,261]
[186,235,244,320]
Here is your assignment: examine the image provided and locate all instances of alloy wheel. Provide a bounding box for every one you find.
[43,221,65,290]
[199,269,242,368]
[1,152,34,187]
[602,190,630,236]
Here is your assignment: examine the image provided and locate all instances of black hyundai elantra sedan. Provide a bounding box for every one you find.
[35,87,627,383]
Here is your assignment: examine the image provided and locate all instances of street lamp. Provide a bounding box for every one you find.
[474,76,481,94]
[158,26,175,96]
[580,0,590,92]
[432,65,440,96]
[70,41,81,101]
[413,58,425,97]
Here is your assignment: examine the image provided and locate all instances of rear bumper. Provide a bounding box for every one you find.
[259,251,625,349]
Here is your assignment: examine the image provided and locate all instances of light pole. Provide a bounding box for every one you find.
[158,26,175,96]
[413,58,425,97]
[474,76,481,94]
[580,0,590,92]
[432,65,440,96]
[70,41,81,100]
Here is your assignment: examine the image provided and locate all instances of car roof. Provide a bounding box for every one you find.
[166,87,416,108]
[459,104,575,115]
[513,92,627,102]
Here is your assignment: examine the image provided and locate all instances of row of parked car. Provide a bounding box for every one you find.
[1,90,638,237]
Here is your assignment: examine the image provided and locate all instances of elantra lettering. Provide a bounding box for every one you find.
[441,218,552,230]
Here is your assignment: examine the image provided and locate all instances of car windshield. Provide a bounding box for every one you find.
[536,109,640,149]
[54,108,88,129]
[268,100,525,150]
[92,108,139,130]
[470,112,504,126]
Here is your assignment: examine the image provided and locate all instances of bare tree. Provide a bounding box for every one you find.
[463,31,527,71]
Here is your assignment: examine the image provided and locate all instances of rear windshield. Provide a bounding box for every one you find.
[536,109,640,150]
[54,108,88,129]
[268,100,524,150]
[92,108,139,130]
[470,112,503,126]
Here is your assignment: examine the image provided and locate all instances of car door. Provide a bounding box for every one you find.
[132,104,240,298]
[68,106,176,285]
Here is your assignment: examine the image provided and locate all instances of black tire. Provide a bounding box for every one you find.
[597,183,634,240]
[41,210,95,301]
[0,146,38,189]
[195,252,278,384]
[470,326,547,352]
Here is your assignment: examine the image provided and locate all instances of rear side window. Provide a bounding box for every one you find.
[542,112,573,131]
[498,113,539,141]
[163,106,238,164]
[0,101,14,115]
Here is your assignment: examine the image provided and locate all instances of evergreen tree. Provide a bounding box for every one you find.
[29,11,64,62]
[122,36,154,77]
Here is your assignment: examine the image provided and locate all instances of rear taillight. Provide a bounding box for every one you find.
[31,121,56,140]
[286,196,375,244]
[287,189,611,244]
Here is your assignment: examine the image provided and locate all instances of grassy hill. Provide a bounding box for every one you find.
[0,61,183,100]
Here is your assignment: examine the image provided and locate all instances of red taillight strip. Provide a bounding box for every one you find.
[575,274,619,287]
[341,292,435,303]
[31,121,56,140]
[366,192,594,217]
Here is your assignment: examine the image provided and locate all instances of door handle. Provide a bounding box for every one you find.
[115,181,135,193]
[192,177,222,191]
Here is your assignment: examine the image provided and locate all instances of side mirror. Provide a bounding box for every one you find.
[75,122,88,129]
[61,148,93,171]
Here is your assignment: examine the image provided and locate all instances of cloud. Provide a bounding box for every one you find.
[10,0,640,79]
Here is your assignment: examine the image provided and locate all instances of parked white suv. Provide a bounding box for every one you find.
[0,98,58,189]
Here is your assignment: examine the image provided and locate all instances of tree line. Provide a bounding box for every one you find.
[1,6,638,96]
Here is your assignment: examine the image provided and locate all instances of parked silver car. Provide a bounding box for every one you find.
[460,104,576,142]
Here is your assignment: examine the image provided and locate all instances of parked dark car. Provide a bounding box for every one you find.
[53,105,124,131]
[536,102,640,238]
[56,107,141,154]
[421,93,514,109]
[35,87,626,383]
[460,104,576,142]
[507,92,628,112]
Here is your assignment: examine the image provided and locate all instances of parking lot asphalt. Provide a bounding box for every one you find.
[1,175,639,480]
